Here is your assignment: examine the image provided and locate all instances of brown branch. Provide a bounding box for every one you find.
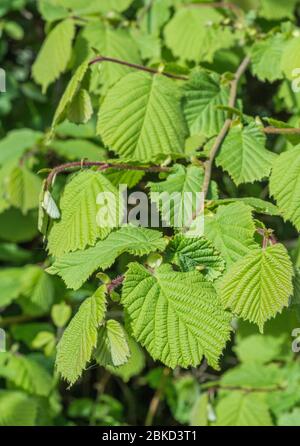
[46,161,170,188]
[201,56,251,200]
[262,126,300,135]
[89,55,188,81]
[145,368,170,426]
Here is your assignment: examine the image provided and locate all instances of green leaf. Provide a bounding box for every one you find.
[165,234,225,280]
[183,72,229,137]
[220,363,283,389]
[216,123,276,185]
[0,353,53,397]
[0,268,25,307]
[82,22,141,87]
[278,408,300,426]
[281,36,300,80]
[259,0,298,20]
[67,88,93,125]
[56,286,107,385]
[6,166,42,214]
[95,320,130,367]
[32,19,75,93]
[209,197,280,216]
[50,139,106,162]
[219,244,294,332]
[148,164,217,228]
[105,335,145,382]
[20,265,55,315]
[0,129,42,165]
[269,145,300,230]
[51,302,72,328]
[164,7,234,63]
[235,334,286,364]
[47,225,166,290]
[97,72,187,162]
[122,263,232,369]
[250,34,285,82]
[0,391,37,426]
[215,392,273,426]
[47,170,121,257]
[204,202,256,266]
[50,60,89,131]
[98,0,133,12]
[190,393,209,426]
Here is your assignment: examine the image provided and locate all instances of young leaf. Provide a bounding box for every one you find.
[165,234,225,280]
[269,145,300,230]
[183,72,229,137]
[0,129,42,165]
[216,123,276,185]
[94,320,130,367]
[47,225,166,290]
[49,139,105,162]
[47,170,121,257]
[122,263,232,369]
[56,286,107,385]
[204,202,257,266]
[32,19,75,93]
[219,244,294,332]
[21,265,55,315]
[97,72,187,162]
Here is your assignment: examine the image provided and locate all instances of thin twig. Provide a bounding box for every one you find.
[107,275,124,293]
[145,368,170,426]
[89,55,188,81]
[262,126,300,135]
[45,161,170,188]
[201,56,251,200]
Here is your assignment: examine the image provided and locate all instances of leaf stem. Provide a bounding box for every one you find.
[45,161,170,189]
[201,56,251,200]
[89,55,188,81]
[262,126,300,135]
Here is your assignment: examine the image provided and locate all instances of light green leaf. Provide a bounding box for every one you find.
[204,202,256,266]
[220,363,283,390]
[278,408,300,426]
[183,72,229,137]
[56,286,107,385]
[51,302,72,328]
[122,263,232,369]
[32,19,75,93]
[47,225,166,290]
[164,7,234,63]
[269,145,300,230]
[67,88,93,125]
[235,334,286,364]
[47,170,121,257]
[82,22,141,87]
[95,320,130,367]
[0,391,37,426]
[259,0,298,20]
[97,72,187,162]
[216,123,276,185]
[210,197,280,216]
[6,166,42,214]
[215,392,273,426]
[0,129,42,165]
[250,34,285,82]
[219,244,294,332]
[281,36,300,80]
[165,234,225,280]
